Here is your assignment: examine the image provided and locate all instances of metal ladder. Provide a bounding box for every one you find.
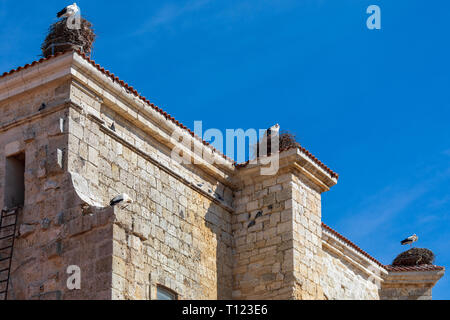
[0,208,19,300]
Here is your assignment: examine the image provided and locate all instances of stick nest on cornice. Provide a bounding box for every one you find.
[393,248,436,266]
[41,17,96,58]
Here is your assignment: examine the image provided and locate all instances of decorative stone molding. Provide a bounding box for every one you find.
[69,171,103,207]
[234,148,337,193]
[381,269,445,300]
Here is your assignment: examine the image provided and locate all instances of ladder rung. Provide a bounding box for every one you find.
[0,268,8,273]
[0,279,8,283]
[0,246,12,251]
[1,213,17,219]
[0,235,14,241]
[0,257,11,262]
[0,224,16,229]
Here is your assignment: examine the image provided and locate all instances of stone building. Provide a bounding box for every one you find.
[0,50,444,300]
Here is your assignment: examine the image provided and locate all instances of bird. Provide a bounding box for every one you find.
[110,122,116,132]
[401,234,419,247]
[110,194,133,207]
[254,124,280,158]
[39,103,47,111]
[57,3,80,18]
[214,193,224,201]
[267,124,281,136]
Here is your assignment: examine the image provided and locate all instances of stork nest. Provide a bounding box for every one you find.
[41,17,96,58]
[254,130,301,158]
[279,131,301,150]
[392,248,435,267]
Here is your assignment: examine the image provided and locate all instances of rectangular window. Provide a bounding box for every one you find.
[4,153,25,209]
[156,285,177,300]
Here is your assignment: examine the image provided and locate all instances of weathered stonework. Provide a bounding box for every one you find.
[320,227,385,300]
[0,51,444,300]
[380,268,445,300]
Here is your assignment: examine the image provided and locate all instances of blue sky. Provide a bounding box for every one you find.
[1,0,449,299]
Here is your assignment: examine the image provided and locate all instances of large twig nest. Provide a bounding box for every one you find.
[393,248,435,266]
[41,17,96,58]
[279,131,301,150]
[253,130,301,158]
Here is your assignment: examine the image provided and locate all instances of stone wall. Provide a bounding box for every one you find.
[231,150,335,300]
[291,173,324,300]
[67,80,234,300]
[232,168,295,300]
[0,77,115,300]
[319,226,383,300]
[1,51,444,300]
[320,249,380,300]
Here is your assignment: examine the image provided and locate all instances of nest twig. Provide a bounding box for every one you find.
[41,17,96,58]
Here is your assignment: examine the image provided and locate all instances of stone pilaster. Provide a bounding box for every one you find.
[232,149,337,300]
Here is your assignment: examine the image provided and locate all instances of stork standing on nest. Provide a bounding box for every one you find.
[401,234,419,247]
[57,3,79,18]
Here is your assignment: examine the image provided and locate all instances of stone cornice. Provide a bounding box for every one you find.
[322,226,388,282]
[235,148,338,193]
[0,51,237,187]
[382,269,445,287]
[0,52,338,194]
[0,53,73,102]
[0,100,71,133]
[70,52,236,178]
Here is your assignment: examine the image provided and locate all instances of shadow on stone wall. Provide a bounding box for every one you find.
[204,202,233,300]
[8,171,115,300]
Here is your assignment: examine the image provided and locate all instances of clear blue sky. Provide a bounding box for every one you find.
[1,0,449,299]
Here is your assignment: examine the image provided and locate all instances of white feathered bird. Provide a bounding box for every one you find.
[110,194,133,207]
[401,234,419,247]
[57,3,79,18]
[253,124,280,158]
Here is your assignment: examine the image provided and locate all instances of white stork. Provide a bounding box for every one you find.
[254,124,280,158]
[57,3,80,18]
[110,193,133,207]
[267,124,280,138]
[401,234,419,247]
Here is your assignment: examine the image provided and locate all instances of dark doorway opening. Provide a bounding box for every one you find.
[4,153,25,209]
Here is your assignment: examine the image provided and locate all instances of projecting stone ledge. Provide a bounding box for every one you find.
[381,266,445,300]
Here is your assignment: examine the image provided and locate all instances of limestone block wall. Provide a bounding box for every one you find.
[320,249,380,300]
[67,82,234,300]
[232,168,296,300]
[3,51,443,301]
[0,80,70,127]
[231,154,331,301]
[319,226,385,300]
[0,79,115,300]
[291,173,324,300]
